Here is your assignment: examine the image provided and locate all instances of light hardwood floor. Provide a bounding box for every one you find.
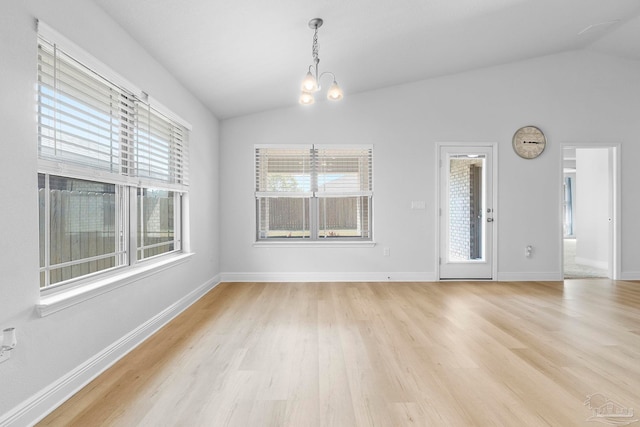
[39,280,640,426]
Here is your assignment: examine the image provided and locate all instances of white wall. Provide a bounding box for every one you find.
[220,50,640,281]
[0,0,219,423]
[575,148,610,269]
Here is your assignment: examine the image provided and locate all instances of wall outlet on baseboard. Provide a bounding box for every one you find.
[0,327,17,364]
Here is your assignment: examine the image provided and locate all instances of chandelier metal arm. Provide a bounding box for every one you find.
[305,67,336,91]
[319,71,336,80]
[317,71,337,90]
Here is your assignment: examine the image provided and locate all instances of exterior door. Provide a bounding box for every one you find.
[439,145,494,279]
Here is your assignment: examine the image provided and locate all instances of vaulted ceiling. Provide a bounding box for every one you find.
[93,0,640,119]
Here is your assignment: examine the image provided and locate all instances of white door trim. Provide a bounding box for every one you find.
[436,142,498,281]
[560,143,621,280]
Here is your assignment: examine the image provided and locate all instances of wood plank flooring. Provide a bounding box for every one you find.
[38,280,640,426]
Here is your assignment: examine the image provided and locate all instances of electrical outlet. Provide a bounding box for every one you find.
[383,247,390,257]
[525,245,533,258]
[0,327,16,364]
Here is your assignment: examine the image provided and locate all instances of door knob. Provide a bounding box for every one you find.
[487,218,494,222]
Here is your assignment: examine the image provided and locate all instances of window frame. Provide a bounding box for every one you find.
[254,144,374,244]
[36,21,191,297]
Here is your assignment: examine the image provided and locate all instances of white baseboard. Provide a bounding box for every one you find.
[619,272,640,281]
[221,271,575,283]
[220,271,437,283]
[0,275,220,427]
[574,256,608,270]
[496,272,563,281]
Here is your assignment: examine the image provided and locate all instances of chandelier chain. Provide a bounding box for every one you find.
[312,28,319,65]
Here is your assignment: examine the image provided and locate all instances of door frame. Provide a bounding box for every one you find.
[436,142,498,281]
[560,143,621,280]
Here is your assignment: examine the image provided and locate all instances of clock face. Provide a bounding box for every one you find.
[512,126,546,159]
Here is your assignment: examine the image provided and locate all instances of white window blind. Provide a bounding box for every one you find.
[37,35,189,189]
[135,104,189,186]
[255,145,372,196]
[316,146,373,197]
[255,146,313,197]
[37,39,135,179]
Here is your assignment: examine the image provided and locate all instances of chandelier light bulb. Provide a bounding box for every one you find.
[302,71,318,92]
[327,80,343,101]
[299,90,315,105]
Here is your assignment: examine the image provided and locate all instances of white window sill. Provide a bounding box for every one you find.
[253,241,376,248]
[37,252,194,317]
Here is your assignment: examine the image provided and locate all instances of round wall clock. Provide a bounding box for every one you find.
[512,126,546,159]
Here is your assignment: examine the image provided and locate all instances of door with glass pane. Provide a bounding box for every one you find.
[439,145,494,279]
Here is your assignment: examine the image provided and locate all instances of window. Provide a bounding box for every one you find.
[37,26,189,291]
[38,175,125,286]
[137,188,178,260]
[255,145,373,241]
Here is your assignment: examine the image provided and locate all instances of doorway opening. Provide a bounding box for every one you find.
[562,145,619,279]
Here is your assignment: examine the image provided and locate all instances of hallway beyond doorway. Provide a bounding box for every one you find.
[563,238,607,279]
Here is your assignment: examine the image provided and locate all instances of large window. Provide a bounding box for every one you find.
[37,26,189,290]
[255,145,373,241]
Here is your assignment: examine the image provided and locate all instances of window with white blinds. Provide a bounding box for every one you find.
[37,39,134,178]
[316,146,373,197]
[255,146,313,196]
[135,103,189,186]
[255,145,373,241]
[36,26,190,291]
[37,36,189,188]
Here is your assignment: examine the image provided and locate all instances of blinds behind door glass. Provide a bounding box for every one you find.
[37,37,189,188]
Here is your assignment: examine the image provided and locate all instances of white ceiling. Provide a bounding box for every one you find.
[92,0,640,120]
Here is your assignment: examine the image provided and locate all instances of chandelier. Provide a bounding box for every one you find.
[299,18,343,105]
